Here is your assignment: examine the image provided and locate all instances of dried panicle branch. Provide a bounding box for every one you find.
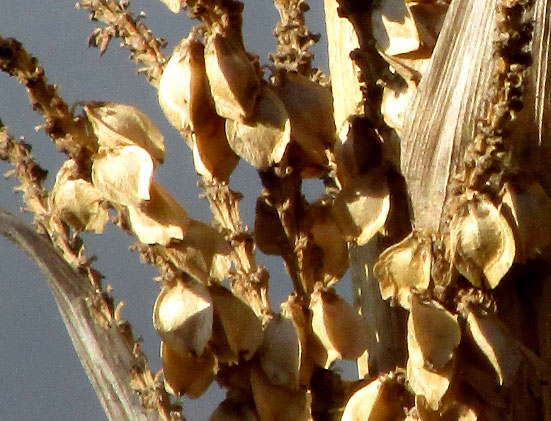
[77,0,168,86]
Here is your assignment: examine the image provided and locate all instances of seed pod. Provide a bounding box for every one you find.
[332,171,390,246]
[465,306,521,387]
[50,160,108,233]
[127,181,189,245]
[342,378,405,421]
[310,286,369,365]
[91,145,154,207]
[204,32,259,121]
[410,295,461,370]
[250,363,312,421]
[84,102,165,163]
[374,231,432,309]
[501,181,551,263]
[407,302,455,410]
[225,86,291,170]
[161,341,216,398]
[158,0,183,13]
[272,71,336,171]
[254,194,288,255]
[209,399,258,421]
[208,284,263,361]
[259,314,302,389]
[192,123,239,182]
[153,278,213,356]
[372,0,421,56]
[450,196,515,288]
[165,220,232,283]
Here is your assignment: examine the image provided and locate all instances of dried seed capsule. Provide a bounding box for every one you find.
[161,341,216,398]
[91,145,154,207]
[225,86,291,170]
[208,284,263,361]
[127,181,189,245]
[450,196,515,288]
[259,314,302,389]
[209,399,258,421]
[204,32,259,121]
[84,102,165,163]
[50,159,108,233]
[374,231,432,309]
[310,286,369,365]
[153,278,213,356]
[372,0,421,56]
[342,378,405,421]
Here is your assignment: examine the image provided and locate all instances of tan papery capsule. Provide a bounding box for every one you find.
[259,314,302,389]
[310,286,369,366]
[374,231,432,309]
[332,171,390,246]
[250,364,312,421]
[501,181,551,263]
[84,102,165,163]
[161,341,216,398]
[91,145,154,207]
[158,0,183,14]
[208,284,263,361]
[153,278,213,356]
[50,159,108,233]
[254,194,288,255]
[342,378,405,421]
[407,304,454,410]
[272,71,336,169]
[192,123,239,182]
[450,196,515,288]
[127,181,189,245]
[465,306,521,387]
[225,86,290,170]
[209,399,258,421]
[205,32,259,121]
[165,220,232,283]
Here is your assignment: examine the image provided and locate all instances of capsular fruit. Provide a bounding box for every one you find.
[153,278,213,356]
[342,378,405,421]
[209,398,258,421]
[450,196,515,288]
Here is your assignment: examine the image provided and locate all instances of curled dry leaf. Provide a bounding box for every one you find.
[153,278,213,356]
[84,102,165,163]
[208,284,263,361]
[407,304,454,410]
[372,0,421,56]
[465,306,522,387]
[91,145,154,207]
[450,196,515,288]
[250,363,312,421]
[374,231,432,309]
[205,31,259,121]
[501,181,551,263]
[342,378,406,421]
[272,71,336,171]
[50,160,108,233]
[310,286,369,366]
[225,86,291,170]
[165,220,232,282]
[161,341,216,398]
[332,171,390,246]
[410,295,461,369]
[260,314,302,389]
[209,398,258,421]
[127,182,189,245]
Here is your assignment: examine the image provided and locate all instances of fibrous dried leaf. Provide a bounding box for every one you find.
[374,231,431,309]
[225,86,290,170]
[127,182,189,245]
[50,159,108,233]
[153,278,213,356]
[205,32,259,121]
[91,145,154,207]
[310,286,369,365]
[161,341,216,398]
[84,102,165,163]
[450,196,515,288]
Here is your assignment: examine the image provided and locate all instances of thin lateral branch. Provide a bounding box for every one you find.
[0,37,93,157]
[201,180,271,319]
[0,123,180,420]
[76,0,167,87]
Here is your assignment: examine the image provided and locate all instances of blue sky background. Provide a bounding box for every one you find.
[0,1,347,419]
